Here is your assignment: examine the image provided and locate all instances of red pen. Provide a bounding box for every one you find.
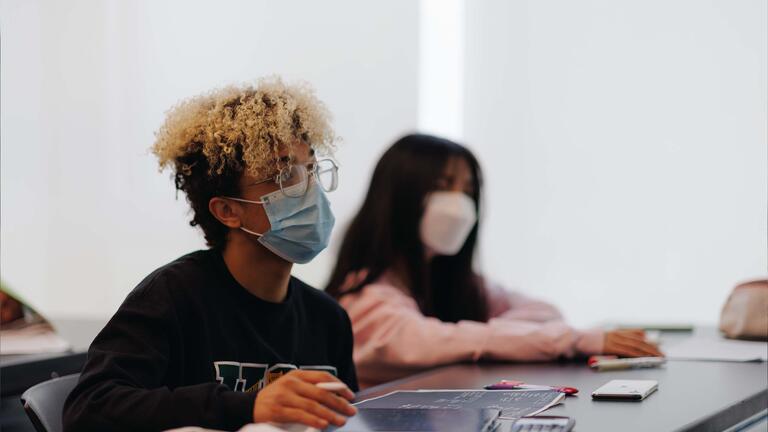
[484,380,579,395]
[588,355,618,366]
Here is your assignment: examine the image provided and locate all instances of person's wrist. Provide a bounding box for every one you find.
[578,328,605,354]
[252,391,267,423]
[219,389,259,429]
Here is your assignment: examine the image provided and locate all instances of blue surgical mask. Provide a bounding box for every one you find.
[227,180,335,264]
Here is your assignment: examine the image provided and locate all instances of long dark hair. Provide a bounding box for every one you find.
[326,134,489,322]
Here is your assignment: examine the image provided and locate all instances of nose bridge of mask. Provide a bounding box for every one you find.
[259,180,305,205]
[261,181,327,231]
[428,191,476,220]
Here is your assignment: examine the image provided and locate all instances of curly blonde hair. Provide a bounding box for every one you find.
[151,77,337,248]
[153,77,336,178]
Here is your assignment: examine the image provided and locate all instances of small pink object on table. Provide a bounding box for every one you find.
[484,380,579,395]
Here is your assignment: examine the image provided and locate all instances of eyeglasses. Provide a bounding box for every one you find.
[247,159,339,198]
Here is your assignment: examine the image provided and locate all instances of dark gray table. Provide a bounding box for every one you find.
[356,338,768,431]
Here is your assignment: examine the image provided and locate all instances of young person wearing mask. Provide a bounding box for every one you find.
[64,79,357,431]
[326,134,662,388]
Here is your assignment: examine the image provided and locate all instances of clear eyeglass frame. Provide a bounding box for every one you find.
[247,158,339,198]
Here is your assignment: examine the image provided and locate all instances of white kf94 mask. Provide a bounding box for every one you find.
[419,191,477,255]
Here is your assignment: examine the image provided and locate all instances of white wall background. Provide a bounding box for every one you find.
[0,0,418,317]
[461,0,767,327]
[2,0,766,328]
[418,0,464,141]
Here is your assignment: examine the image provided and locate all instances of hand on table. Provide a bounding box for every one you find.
[603,329,664,357]
[252,370,356,430]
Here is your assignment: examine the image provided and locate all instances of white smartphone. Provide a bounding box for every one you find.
[591,380,658,401]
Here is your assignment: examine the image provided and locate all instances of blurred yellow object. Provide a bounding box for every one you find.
[0,280,41,325]
[0,290,23,324]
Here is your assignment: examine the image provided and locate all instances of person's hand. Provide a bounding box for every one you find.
[603,329,664,357]
[339,269,369,293]
[252,370,357,429]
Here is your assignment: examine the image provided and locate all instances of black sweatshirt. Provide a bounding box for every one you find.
[63,249,357,432]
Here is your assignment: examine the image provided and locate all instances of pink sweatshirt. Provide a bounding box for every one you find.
[338,273,604,388]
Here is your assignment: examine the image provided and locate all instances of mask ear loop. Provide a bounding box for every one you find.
[222,196,266,237]
[240,227,264,237]
[224,197,265,205]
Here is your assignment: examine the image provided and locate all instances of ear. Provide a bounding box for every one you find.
[208,197,243,229]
